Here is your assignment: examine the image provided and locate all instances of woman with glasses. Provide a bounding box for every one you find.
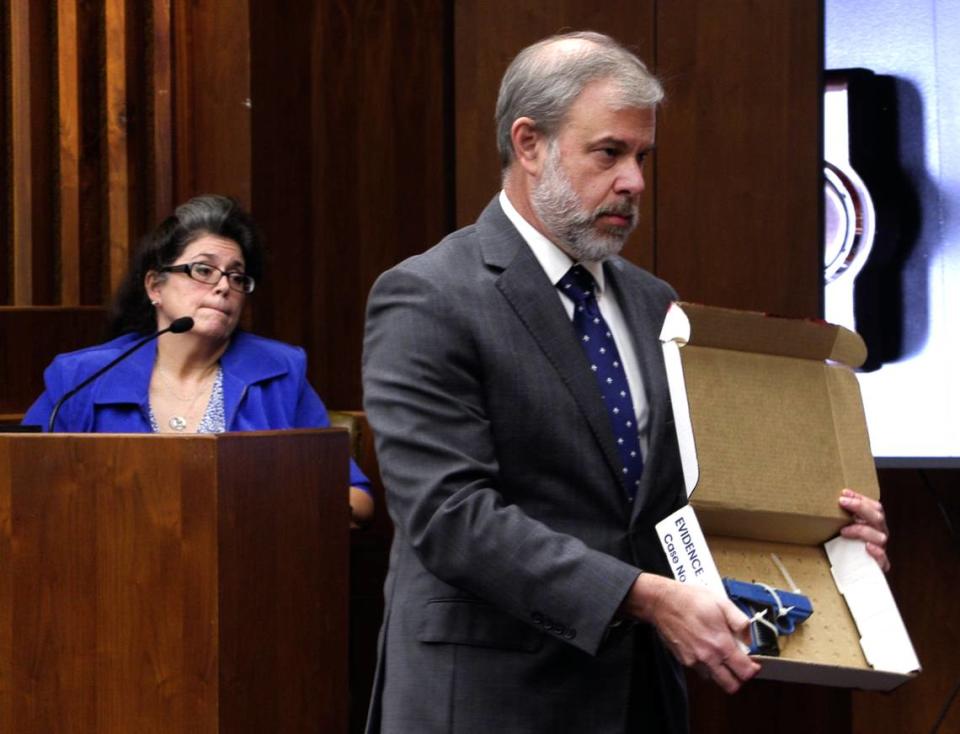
[24,194,373,526]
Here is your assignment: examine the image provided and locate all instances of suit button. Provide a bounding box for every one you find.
[553,624,566,636]
[563,628,576,640]
[531,612,544,626]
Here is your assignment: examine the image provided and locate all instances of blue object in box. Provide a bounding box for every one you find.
[723,578,814,656]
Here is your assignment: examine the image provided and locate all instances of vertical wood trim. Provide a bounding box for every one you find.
[172,0,194,202]
[10,0,33,304]
[152,0,174,221]
[0,441,11,734]
[57,0,81,305]
[104,0,129,294]
[184,1,251,204]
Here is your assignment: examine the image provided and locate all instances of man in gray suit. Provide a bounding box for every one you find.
[362,31,890,734]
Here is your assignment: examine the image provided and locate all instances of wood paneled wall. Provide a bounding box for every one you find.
[0,0,820,404]
[0,307,108,420]
[174,0,252,204]
[254,0,450,409]
[1,0,450,407]
[655,1,822,317]
[6,3,953,733]
[851,469,960,734]
[1,0,174,308]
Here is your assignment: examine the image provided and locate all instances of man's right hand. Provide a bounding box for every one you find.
[619,573,761,693]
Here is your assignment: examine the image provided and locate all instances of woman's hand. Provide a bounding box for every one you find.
[350,486,375,529]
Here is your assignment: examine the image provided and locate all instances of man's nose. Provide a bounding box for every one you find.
[615,159,645,196]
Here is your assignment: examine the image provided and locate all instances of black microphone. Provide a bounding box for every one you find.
[167,316,195,334]
[47,316,195,432]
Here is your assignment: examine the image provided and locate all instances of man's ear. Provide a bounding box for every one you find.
[510,117,546,176]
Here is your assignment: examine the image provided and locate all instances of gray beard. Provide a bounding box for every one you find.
[530,146,638,263]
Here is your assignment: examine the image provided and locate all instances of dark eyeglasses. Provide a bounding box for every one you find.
[162,262,256,294]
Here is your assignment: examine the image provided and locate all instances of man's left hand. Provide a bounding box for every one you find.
[838,488,890,572]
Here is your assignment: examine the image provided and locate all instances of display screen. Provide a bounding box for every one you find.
[825,0,960,465]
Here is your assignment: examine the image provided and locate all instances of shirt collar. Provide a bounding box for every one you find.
[498,190,606,294]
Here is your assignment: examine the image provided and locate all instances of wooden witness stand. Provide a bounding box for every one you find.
[0,430,349,733]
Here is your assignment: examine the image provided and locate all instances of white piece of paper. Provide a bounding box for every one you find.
[825,536,920,675]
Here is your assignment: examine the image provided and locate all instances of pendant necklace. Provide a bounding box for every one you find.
[155,364,216,432]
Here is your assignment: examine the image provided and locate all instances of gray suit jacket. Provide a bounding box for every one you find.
[362,198,689,733]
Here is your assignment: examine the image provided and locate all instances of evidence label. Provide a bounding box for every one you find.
[655,505,725,598]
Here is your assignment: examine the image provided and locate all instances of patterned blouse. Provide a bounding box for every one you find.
[148,366,226,433]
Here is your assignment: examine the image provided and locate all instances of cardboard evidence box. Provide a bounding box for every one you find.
[656,302,919,691]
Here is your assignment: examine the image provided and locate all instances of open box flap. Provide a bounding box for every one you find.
[659,302,878,546]
[660,301,868,367]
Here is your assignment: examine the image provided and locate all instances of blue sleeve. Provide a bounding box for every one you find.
[348,458,372,493]
[294,362,372,493]
[21,358,67,431]
[22,391,55,430]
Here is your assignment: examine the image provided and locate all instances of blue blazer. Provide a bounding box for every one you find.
[24,330,369,490]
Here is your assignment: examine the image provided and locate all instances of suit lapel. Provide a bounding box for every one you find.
[476,200,630,497]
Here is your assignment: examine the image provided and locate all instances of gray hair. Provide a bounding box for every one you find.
[495,31,663,170]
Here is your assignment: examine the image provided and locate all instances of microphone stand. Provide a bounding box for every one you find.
[47,316,194,432]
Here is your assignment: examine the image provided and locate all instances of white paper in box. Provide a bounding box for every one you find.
[825,536,919,675]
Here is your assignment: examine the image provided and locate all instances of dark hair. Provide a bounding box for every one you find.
[110,195,265,335]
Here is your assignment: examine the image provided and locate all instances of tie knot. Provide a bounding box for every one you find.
[557,265,596,305]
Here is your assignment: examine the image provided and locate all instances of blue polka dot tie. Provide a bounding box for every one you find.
[557,265,644,499]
